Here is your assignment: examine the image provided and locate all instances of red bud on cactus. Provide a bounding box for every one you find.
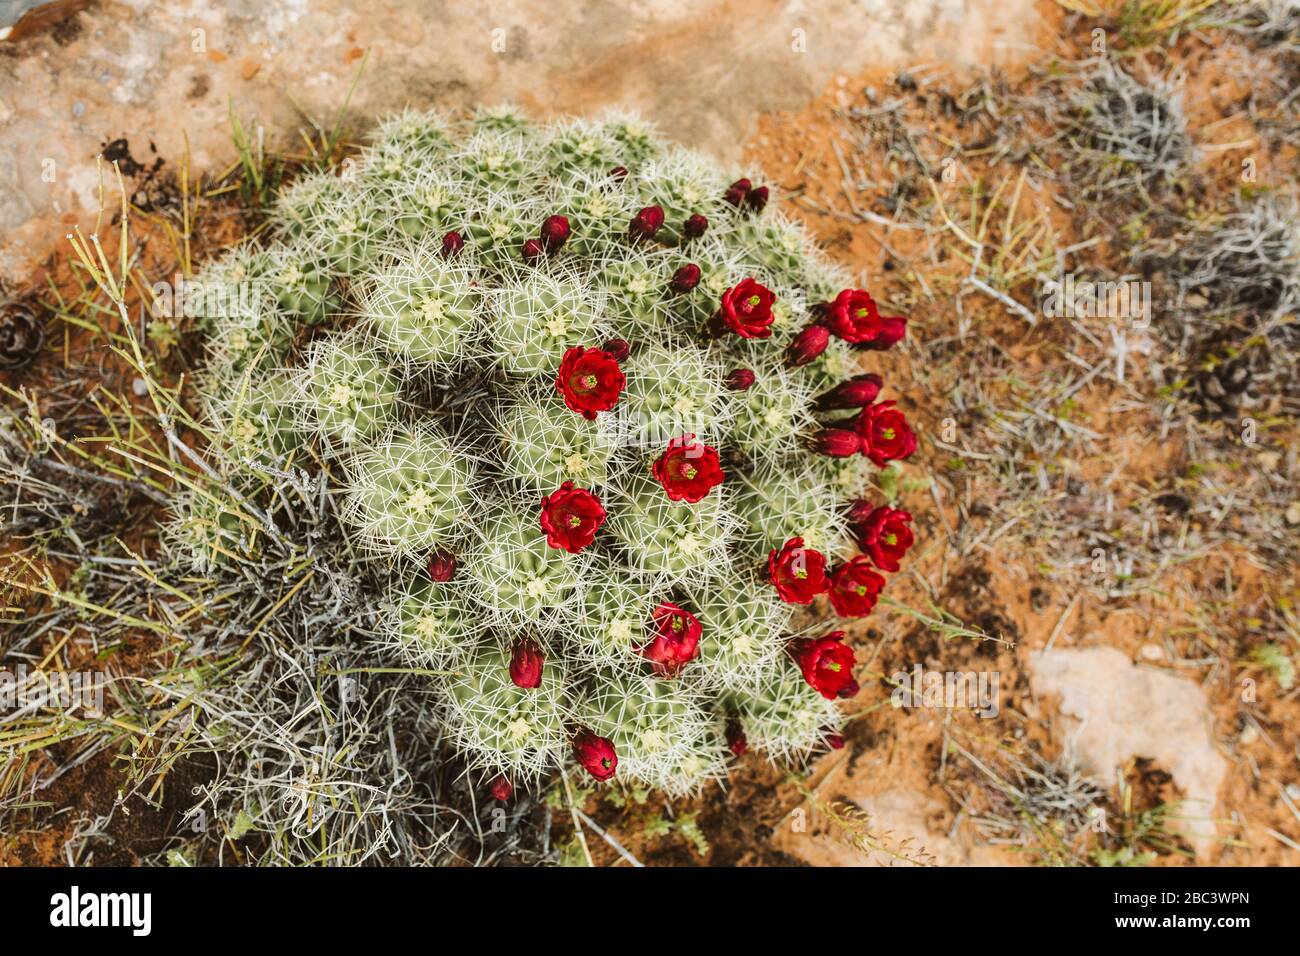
[521,238,545,263]
[812,428,863,458]
[745,185,770,213]
[670,263,701,293]
[490,775,513,801]
[573,730,618,781]
[825,733,845,750]
[683,213,708,239]
[609,165,629,181]
[441,230,465,258]
[724,368,756,391]
[427,550,458,582]
[509,637,544,689]
[786,324,831,366]
[628,205,665,242]
[723,178,752,206]
[816,373,884,410]
[601,338,631,362]
[726,720,748,757]
[540,214,571,253]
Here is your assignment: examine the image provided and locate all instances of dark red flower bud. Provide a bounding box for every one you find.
[490,775,513,801]
[441,230,465,258]
[745,185,770,213]
[825,733,845,750]
[628,205,665,242]
[844,499,875,524]
[539,214,571,253]
[521,238,545,263]
[509,637,544,689]
[609,165,629,181]
[786,324,830,366]
[683,214,709,239]
[724,368,756,391]
[427,550,458,582]
[812,428,862,458]
[601,338,631,362]
[836,678,861,700]
[723,178,752,206]
[573,730,618,781]
[816,373,884,410]
[726,720,748,757]
[670,263,701,293]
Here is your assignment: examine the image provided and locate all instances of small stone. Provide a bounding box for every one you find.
[1285,502,1300,526]
[132,377,149,397]
[1239,723,1259,746]
[1139,643,1164,661]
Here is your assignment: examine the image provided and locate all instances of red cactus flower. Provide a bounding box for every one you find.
[628,205,665,242]
[745,185,769,213]
[724,368,756,391]
[767,536,829,604]
[573,730,618,781]
[427,550,458,582]
[827,556,886,617]
[555,345,626,420]
[850,505,914,572]
[725,720,748,757]
[601,337,631,362]
[670,263,701,293]
[812,428,862,458]
[716,278,776,339]
[786,324,830,366]
[490,774,514,801]
[509,637,545,689]
[723,178,752,206]
[683,213,709,239]
[639,602,703,677]
[540,214,571,253]
[855,400,918,467]
[823,288,907,349]
[791,631,857,700]
[441,230,464,258]
[651,435,725,503]
[521,237,545,263]
[539,481,606,553]
[816,373,884,410]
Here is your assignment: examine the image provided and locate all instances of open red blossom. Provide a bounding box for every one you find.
[725,720,748,757]
[767,536,829,604]
[509,637,545,688]
[816,373,884,410]
[716,278,776,339]
[539,481,606,553]
[823,288,908,349]
[489,775,514,801]
[850,505,914,572]
[792,631,857,700]
[639,602,703,677]
[855,400,918,466]
[827,556,886,617]
[651,435,725,503]
[786,323,830,366]
[555,345,625,420]
[573,730,618,781]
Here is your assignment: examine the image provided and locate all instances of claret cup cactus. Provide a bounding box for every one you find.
[182,106,919,798]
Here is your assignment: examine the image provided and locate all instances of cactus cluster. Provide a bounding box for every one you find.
[180,107,918,797]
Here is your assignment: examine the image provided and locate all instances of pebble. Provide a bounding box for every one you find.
[132,377,148,397]
[1139,643,1164,661]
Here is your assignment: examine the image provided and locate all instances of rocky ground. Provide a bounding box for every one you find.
[2,0,1297,867]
